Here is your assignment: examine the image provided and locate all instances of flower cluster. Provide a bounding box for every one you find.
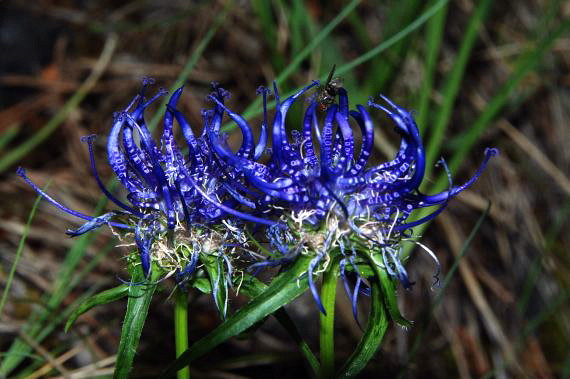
[18,77,497,316]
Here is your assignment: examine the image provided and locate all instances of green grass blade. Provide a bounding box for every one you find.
[363,0,422,94]
[403,18,568,262]
[319,259,339,378]
[1,186,114,375]
[113,267,158,379]
[400,203,491,378]
[225,0,360,130]
[1,242,114,376]
[251,0,284,71]
[434,202,491,305]
[160,255,312,378]
[288,1,305,58]
[337,0,449,77]
[447,18,570,175]
[147,5,230,132]
[14,286,101,377]
[272,0,359,87]
[0,124,19,153]
[0,35,117,174]
[65,284,129,332]
[0,191,44,317]
[239,273,320,375]
[338,280,388,378]
[424,0,492,177]
[416,1,448,131]
[223,0,448,133]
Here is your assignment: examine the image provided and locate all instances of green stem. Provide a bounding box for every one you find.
[174,290,190,379]
[319,259,340,378]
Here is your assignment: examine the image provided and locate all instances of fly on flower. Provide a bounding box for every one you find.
[315,64,344,111]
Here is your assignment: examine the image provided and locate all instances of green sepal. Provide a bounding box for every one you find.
[65,284,129,332]
[189,276,212,294]
[200,253,229,319]
[344,261,375,279]
[366,250,413,329]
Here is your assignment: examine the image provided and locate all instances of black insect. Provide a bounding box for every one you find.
[316,64,344,111]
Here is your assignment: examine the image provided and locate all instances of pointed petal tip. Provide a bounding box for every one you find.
[80,134,97,144]
[485,147,499,157]
[256,86,271,96]
[142,76,156,86]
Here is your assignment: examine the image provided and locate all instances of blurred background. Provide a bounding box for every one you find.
[0,0,569,377]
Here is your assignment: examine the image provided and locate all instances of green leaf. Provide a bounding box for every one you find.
[338,280,388,378]
[238,273,320,375]
[65,284,129,332]
[113,266,158,379]
[161,255,312,378]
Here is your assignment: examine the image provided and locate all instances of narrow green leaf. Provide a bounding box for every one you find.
[161,255,312,378]
[338,0,449,76]
[320,259,340,378]
[239,273,320,375]
[251,0,284,71]
[65,284,128,332]
[363,0,422,93]
[337,280,388,378]
[222,0,361,132]
[113,267,158,379]
[404,19,570,262]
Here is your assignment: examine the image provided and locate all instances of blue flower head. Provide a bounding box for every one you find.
[18,76,497,320]
[17,79,251,305]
